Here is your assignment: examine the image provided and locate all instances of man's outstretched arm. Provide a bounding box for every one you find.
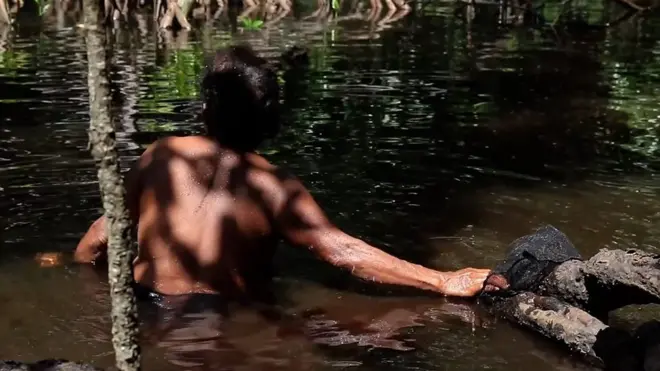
[269,171,501,297]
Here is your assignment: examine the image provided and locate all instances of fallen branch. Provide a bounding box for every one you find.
[488,292,660,371]
[489,292,608,363]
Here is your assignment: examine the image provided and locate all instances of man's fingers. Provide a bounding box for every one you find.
[35,252,64,267]
[482,284,500,292]
[485,274,510,289]
[473,271,490,284]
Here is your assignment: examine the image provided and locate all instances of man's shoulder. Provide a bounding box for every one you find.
[243,152,296,182]
[152,135,216,148]
[244,151,275,169]
[141,135,218,155]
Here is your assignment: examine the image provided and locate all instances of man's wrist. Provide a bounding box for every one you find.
[433,271,451,295]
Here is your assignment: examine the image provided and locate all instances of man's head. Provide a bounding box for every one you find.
[201,45,281,152]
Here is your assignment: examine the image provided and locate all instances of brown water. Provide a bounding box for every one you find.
[2,1,660,370]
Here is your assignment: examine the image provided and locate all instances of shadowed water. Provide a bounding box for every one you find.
[1,0,660,370]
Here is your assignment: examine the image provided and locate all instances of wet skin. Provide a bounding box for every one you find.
[74,135,504,303]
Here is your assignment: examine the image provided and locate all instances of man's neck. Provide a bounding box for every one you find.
[203,133,257,154]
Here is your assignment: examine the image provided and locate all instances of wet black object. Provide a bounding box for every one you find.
[488,225,583,293]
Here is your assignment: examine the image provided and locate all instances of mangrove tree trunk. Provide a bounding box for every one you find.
[81,0,141,369]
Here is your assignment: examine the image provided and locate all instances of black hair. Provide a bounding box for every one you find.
[200,44,281,152]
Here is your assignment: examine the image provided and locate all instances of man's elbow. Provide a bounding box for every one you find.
[74,217,108,264]
[315,234,365,271]
[73,249,95,264]
[73,243,105,264]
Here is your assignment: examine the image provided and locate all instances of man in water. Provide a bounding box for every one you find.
[74,45,501,305]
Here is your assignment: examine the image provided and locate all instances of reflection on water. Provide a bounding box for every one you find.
[1,0,660,369]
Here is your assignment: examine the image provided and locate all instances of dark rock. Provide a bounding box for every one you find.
[609,304,660,333]
[539,259,590,309]
[0,361,29,371]
[488,224,582,294]
[634,321,660,371]
[584,249,660,311]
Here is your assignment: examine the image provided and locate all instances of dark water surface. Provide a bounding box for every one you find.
[2,1,660,370]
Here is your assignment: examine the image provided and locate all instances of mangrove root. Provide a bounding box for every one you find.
[0,0,11,24]
[158,0,191,29]
[82,0,142,367]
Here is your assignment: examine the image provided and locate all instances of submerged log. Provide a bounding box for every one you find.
[489,292,607,361]
[482,226,660,371]
[489,292,660,371]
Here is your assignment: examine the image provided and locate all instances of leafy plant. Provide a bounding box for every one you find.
[33,0,50,16]
[0,50,30,77]
[239,17,264,31]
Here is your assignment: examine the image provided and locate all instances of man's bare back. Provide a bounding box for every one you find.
[74,45,505,303]
[132,135,283,298]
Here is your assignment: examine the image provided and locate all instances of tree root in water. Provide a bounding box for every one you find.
[158,0,191,29]
[0,0,11,24]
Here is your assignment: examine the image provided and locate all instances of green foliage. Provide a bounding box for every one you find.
[239,17,264,31]
[33,0,50,16]
[142,119,179,132]
[0,50,30,77]
[140,47,205,115]
[472,101,497,118]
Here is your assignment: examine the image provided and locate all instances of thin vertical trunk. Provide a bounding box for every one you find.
[81,0,141,370]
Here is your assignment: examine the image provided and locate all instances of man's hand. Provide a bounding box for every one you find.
[35,252,65,267]
[439,268,505,297]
